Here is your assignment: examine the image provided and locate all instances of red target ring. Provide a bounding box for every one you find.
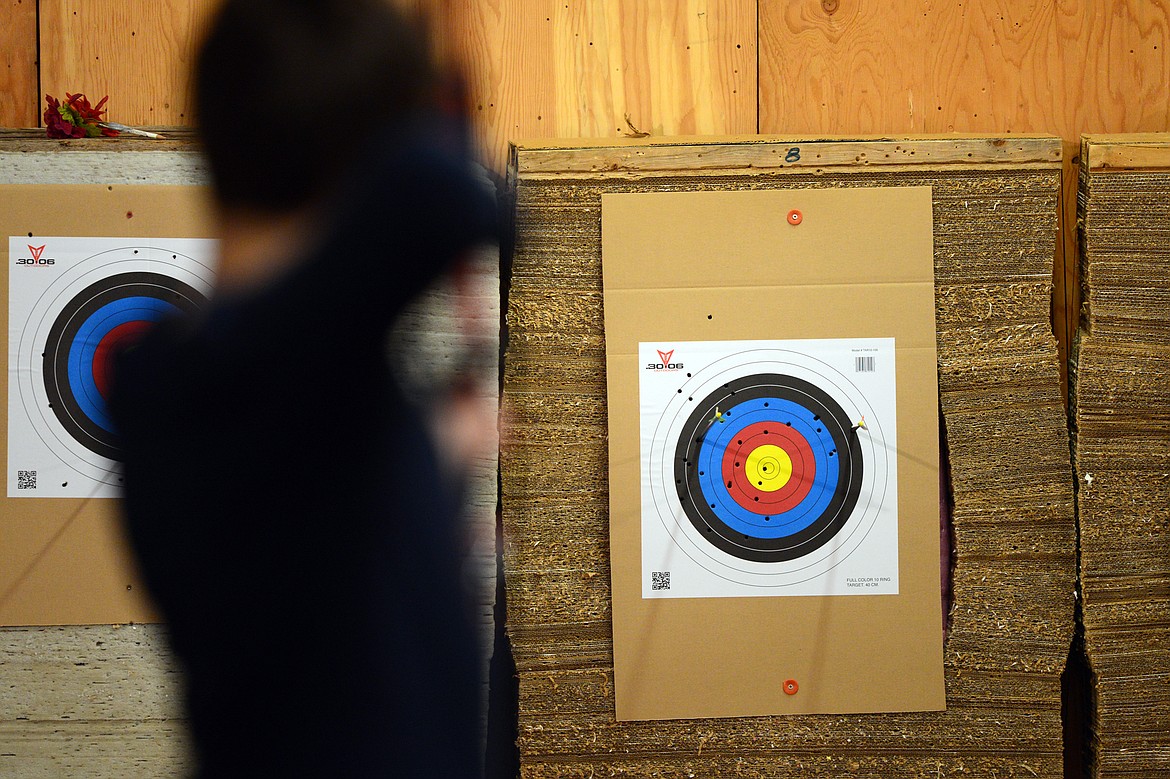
[91,320,152,398]
[721,420,816,513]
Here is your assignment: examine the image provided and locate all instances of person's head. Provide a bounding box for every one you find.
[195,0,442,214]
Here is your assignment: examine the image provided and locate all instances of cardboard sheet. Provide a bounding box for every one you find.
[1,184,215,626]
[602,186,945,720]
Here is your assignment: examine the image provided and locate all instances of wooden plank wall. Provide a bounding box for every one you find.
[0,0,37,128]
[35,0,219,128]
[437,0,758,173]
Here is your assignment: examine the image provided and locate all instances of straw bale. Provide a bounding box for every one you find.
[1074,136,1170,777]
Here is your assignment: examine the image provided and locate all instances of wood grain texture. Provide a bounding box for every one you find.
[1083,132,1170,171]
[760,0,1170,397]
[38,0,222,127]
[0,624,189,778]
[439,0,757,173]
[511,133,1062,176]
[0,0,38,127]
[759,1,1170,139]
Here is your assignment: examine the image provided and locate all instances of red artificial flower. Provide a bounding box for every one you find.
[43,93,120,139]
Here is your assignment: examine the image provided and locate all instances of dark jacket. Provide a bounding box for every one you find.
[110,138,497,778]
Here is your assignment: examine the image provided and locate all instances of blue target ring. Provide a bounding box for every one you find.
[694,397,838,537]
[674,373,863,562]
[43,272,206,460]
[67,296,181,434]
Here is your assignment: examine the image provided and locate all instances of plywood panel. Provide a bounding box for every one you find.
[440,0,757,173]
[38,1,222,127]
[759,0,1170,394]
[0,0,38,127]
[759,1,1170,142]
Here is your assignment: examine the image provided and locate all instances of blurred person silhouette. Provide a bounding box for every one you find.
[109,0,498,776]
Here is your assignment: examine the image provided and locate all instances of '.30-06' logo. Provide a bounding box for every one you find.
[647,348,683,371]
[15,245,55,266]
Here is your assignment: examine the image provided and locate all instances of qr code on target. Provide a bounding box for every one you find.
[651,571,670,591]
[17,470,36,490]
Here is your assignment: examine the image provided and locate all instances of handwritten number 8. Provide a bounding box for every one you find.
[785,147,801,163]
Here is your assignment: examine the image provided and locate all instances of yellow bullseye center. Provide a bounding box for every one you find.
[745,444,792,492]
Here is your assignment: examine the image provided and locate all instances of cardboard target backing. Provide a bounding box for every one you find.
[1,184,215,626]
[603,186,944,719]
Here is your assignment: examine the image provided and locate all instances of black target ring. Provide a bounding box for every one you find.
[673,373,863,562]
[42,272,206,460]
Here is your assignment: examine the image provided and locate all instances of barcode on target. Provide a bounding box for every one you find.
[651,571,670,591]
[17,470,36,490]
[855,356,875,373]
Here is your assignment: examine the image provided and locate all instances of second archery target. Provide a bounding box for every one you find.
[641,338,898,598]
[8,237,217,498]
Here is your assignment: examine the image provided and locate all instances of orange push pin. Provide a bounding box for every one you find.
[783,679,799,695]
[787,209,803,225]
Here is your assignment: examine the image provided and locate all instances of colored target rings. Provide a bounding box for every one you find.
[42,272,206,460]
[674,373,862,563]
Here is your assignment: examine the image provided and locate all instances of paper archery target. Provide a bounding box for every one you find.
[674,374,863,563]
[641,339,897,596]
[9,238,216,498]
[42,272,206,460]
